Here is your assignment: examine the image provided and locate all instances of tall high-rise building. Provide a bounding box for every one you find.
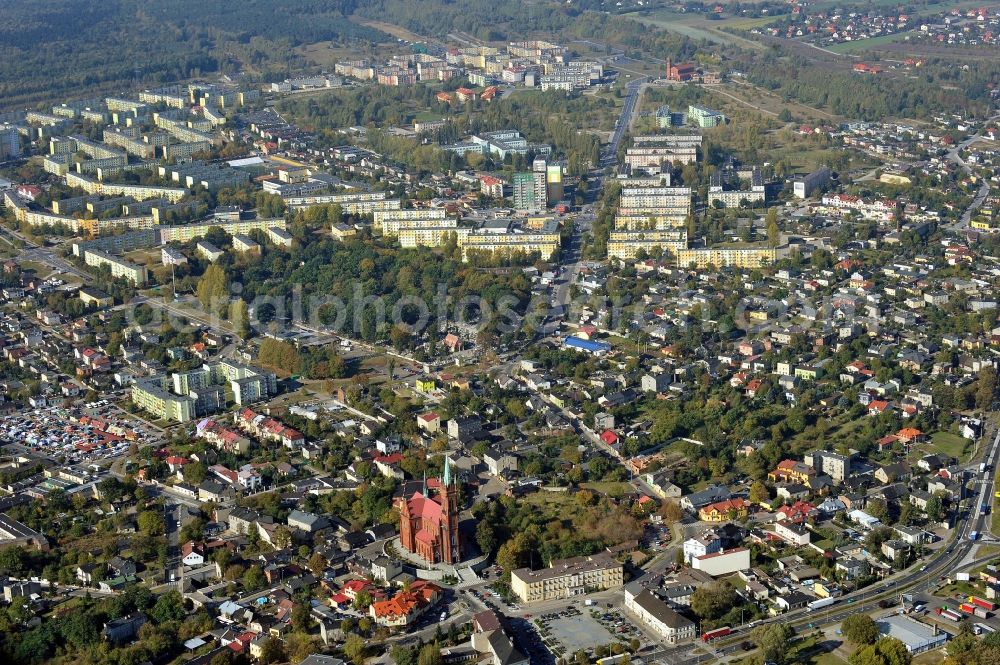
[0,125,21,160]
[546,163,563,204]
[512,159,552,211]
[512,172,534,210]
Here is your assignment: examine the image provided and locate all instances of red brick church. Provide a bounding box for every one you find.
[398,458,463,565]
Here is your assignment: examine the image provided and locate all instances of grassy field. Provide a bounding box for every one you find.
[296,37,407,69]
[826,32,907,54]
[934,580,980,599]
[722,16,783,30]
[579,481,632,497]
[631,10,766,50]
[930,431,973,460]
[732,633,850,665]
[350,16,427,43]
[912,649,949,665]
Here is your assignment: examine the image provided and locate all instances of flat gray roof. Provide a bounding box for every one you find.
[877,615,947,652]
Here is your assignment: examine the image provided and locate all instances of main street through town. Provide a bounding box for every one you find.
[601,76,647,167]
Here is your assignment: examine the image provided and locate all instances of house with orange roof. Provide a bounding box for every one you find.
[370,580,442,627]
[868,400,891,416]
[456,87,476,103]
[166,455,189,473]
[342,579,375,600]
[698,498,750,522]
[443,333,462,353]
[768,459,816,484]
[876,434,900,451]
[374,453,405,479]
[895,427,927,444]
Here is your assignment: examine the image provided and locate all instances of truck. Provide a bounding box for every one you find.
[975,623,996,635]
[981,463,987,474]
[959,603,977,615]
[970,597,996,612]
[937,607,963,622]
[702,627,732,643]
[807,597,837,611]
[970,531,980,541]
[584,599,594,607]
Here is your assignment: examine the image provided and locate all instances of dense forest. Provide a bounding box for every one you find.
[740,51,1000,121]
[356,0,702,62]
[0,0,384,110]
[3,0,995,124]
[0,0,707,111]
[200,230,535,351]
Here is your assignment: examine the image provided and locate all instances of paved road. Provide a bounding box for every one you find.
[0,225,91,280]
[942,115,1000,232]
[602,77,647,167]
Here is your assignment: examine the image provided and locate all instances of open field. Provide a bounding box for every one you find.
[722,80,843,122]
[826,33,906,54]
[630,10,766,50]
[930,431,973,460]
[350,17,428,43]
[857,39,1000,61]
[579,481,631,497]
[912,649,949,665]
[903,430,974,465]
[297,40,399,69]
[733,633,851,665]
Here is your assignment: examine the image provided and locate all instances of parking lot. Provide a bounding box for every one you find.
[593,607,647,647]
[535,606,617,657]
[0,400,157,464]
[508,617,554,665]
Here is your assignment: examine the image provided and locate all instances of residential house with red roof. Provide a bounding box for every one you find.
[370,581,442,627]
[600,430,620,446]
[417,412,441,434]
[777,500,817,525]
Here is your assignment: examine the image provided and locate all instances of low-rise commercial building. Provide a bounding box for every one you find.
[623,583,696,644]
[510,551,623,603]
[690,547,751,576]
